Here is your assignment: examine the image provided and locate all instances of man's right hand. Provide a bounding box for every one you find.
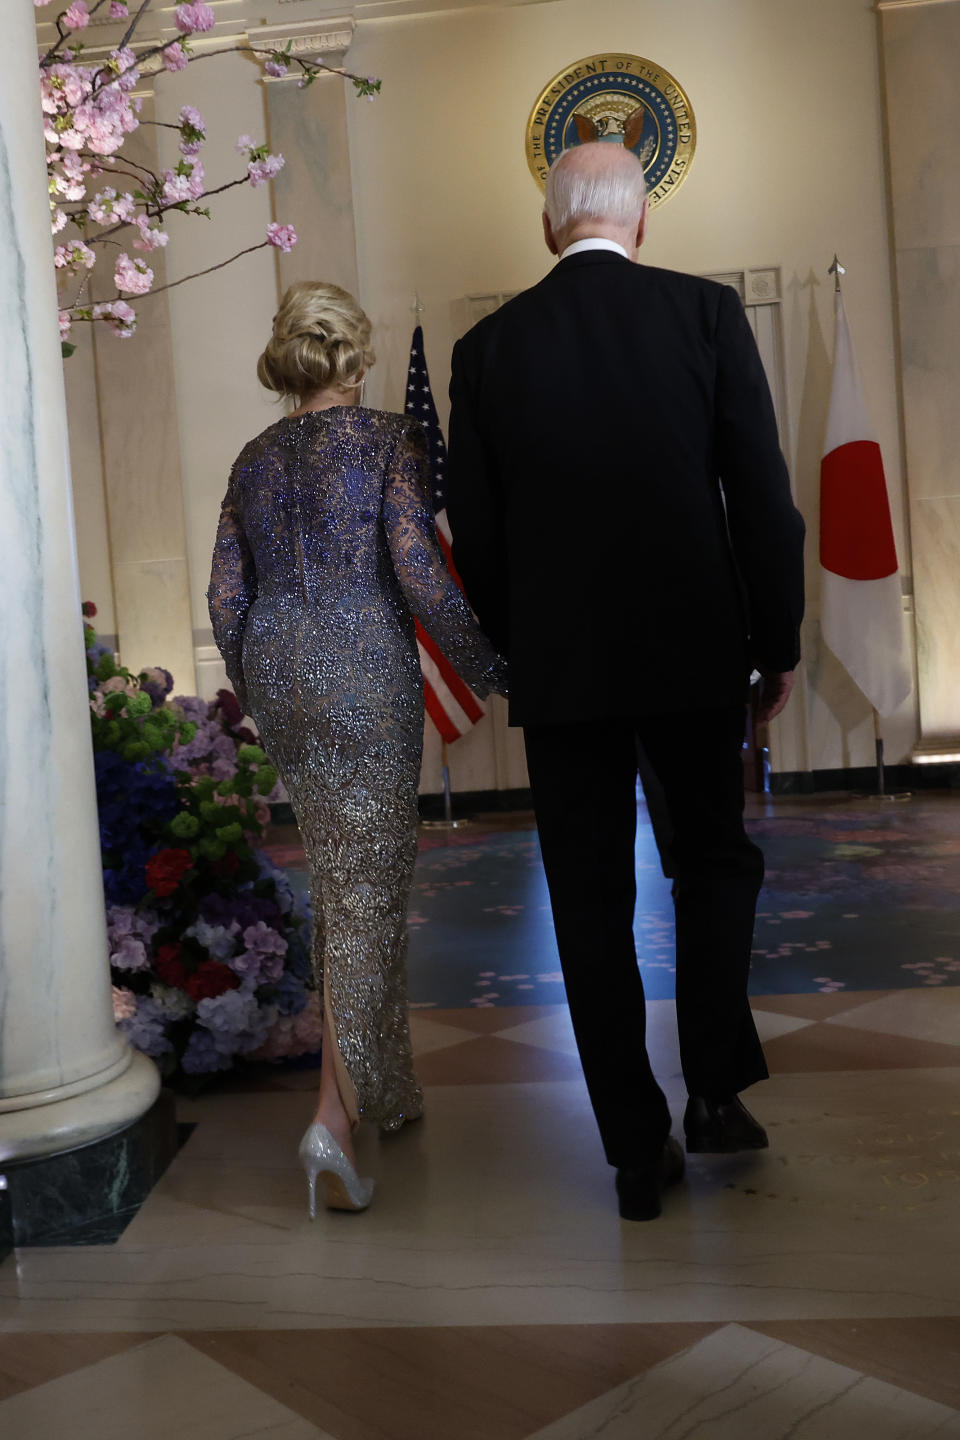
[755,667,796,724]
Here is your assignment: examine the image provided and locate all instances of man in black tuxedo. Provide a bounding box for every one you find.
[446,142,805,1221]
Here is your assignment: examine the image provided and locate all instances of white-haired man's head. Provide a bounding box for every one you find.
[543,142,648,258]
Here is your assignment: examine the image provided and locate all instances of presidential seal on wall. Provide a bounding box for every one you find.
[526,54,696,208]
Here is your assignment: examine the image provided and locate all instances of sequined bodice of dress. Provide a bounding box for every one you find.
[208,407,506,1130]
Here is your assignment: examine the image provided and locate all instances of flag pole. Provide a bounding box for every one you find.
[441,739,454,824]
[873,709,886,796]
[828,253,846,293]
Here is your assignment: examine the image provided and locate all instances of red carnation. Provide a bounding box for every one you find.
[82,600,97,618]
[185,960,240,1002]
[146,848,194,897]
[154,942,189,990]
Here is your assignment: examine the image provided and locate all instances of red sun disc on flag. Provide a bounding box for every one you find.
[820,439,899,581]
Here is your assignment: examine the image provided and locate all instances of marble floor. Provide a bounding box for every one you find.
[2,798,960,1437]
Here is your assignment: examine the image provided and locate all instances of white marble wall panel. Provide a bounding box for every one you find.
[90,95,196,694]
[0,3,158,1159]
[881,2,960,253]
[881,7,960,755]
[266,76,360,299]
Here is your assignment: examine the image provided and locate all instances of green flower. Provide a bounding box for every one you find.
[169,812,200,839]
[193,776,216,802]
[96,653,118,681]
[255,765,277,793]
[236,744,265,766]
[121,739,151,763]
[197,836,227,861]
[215,822,243,845]
[126,692,152,718]
[199,800,223,825]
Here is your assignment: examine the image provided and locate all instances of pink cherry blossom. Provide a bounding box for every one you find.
[63,1,90,29]
[92,300,137,337]
[114,252,154,295]
[51,207,68,234]
[264,61,287,78]
[178,104,206,153]
[266,221,297,252]
[58,310,72,339]
[109,47,140,91]
[235,134,253,155]
[248,152,284,187]
[161,42,188,72]
[109,1,129,15]
[174,3,216,34]
[162,170,193,202]
[87,187,135,223]
[133,215,170,251]
[54,239,97,272]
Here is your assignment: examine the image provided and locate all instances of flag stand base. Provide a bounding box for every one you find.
[420,746,471,830]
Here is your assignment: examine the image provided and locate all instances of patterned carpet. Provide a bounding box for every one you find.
[264,793,960,1007]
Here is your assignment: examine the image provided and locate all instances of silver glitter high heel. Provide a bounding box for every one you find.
[298,1122,374,1217]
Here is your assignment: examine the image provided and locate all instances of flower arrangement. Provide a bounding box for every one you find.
[83,603,322,1078]
[36,0,380,354]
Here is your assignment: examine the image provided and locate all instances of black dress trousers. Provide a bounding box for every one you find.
[523,704,768,1168]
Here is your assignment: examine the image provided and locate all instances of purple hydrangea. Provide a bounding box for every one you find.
[117,995,172,1058]
[196,988,276,1056]
[181,1027,232,1074]
[185,917,239,960]
[271,971,309,1016]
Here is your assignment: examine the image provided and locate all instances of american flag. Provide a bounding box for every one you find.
[404,324,485,743]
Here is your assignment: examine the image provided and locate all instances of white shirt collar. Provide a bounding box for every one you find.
[560,237,631,261]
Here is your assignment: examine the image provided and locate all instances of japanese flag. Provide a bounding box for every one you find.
[819,290,911,716]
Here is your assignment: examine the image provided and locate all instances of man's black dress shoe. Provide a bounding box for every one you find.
[615,1136,685,1222]
[683,1095,768,1154]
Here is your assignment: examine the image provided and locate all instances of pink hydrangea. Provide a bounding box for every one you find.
[248,153,284,187]
[63,1,90,29]
[174,2,215,34]
[114,252,154,295]
[266,221,297,252]
[113,986,138,1022]
[161,42,189,73]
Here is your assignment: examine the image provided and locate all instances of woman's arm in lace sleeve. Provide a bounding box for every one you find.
[207,475,257,710]
[384,421,507,699]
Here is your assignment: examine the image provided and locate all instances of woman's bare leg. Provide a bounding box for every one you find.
[313,1009,357,1168]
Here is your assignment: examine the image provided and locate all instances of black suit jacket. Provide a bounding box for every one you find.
[446,251,805,727]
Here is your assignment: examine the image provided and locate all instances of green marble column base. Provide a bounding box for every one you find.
[0,1091,180,1247]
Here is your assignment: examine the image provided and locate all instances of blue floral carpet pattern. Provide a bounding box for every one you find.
[265,796,960,1010]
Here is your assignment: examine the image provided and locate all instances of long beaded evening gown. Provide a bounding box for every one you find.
[208,408,506,1130]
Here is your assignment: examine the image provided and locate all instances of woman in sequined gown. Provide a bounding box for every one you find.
[208,282,506,1198]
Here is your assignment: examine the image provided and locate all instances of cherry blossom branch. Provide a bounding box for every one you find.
[124,240,270,299]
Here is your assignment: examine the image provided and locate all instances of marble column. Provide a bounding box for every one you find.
[0,4,159,1163]
[879,0,960,760]
[261,20,360,298]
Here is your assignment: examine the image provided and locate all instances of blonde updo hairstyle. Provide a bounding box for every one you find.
[257,280,375,407]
